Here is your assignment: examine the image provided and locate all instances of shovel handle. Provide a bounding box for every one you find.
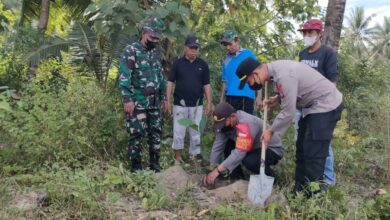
[261,82,268,167]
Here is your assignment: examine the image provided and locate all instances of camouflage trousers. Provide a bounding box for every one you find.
[126,107,163,160]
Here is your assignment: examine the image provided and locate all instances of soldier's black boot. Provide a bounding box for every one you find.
[149,152,161,173]
[131,159,143,172]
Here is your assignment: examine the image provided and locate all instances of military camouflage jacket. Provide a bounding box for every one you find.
[119,41,166,109]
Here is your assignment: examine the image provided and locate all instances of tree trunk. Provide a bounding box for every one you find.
[38,0,50,34]
[323,0,347,50]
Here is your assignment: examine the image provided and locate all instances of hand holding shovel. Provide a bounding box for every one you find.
[247,82,274,206]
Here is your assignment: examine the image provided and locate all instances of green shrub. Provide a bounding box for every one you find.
[366,193,390,220]
[0,47,27,90]
[0,161,168,218]
[338,53,390,145]
[284,188,343,219]
[0,78,127,170]
[206,202,277,220]
[42,162,167,217]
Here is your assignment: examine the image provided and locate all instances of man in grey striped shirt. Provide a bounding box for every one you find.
[202,102,284,187]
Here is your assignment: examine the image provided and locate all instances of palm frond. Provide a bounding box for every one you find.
[68,22,97,61]
[67,22,134,83]
[20,0,92,25]
[20,0,41,25]
[371,17,390,59]
[61,0,92,20]
[346,6,375,36]
[109,31,135,60]
[24,36,68,66]
[68,22,107,81]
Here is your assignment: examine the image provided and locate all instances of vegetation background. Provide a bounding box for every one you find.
[0,0,389,219]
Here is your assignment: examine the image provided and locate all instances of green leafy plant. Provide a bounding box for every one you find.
[0,86,12,112]
[283,187,350,219]
[366,193,390,220]
[176,99,208,135]
[207,202,277,220]
[0,67,126,170]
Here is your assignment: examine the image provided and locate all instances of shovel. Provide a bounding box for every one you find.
[247,82,274,206]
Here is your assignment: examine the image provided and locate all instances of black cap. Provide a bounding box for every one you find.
[213,102,236,132]
[185,35,200,48]
[236,57,262,90]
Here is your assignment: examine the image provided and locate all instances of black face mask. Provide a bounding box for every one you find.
[249,82,262,90]
[145,39,157,50]
[220,126,234,133]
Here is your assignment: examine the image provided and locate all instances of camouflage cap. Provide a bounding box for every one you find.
[142,17,164,39]
[220,30,238,43]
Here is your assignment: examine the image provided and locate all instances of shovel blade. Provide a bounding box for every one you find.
[247,172,274,205]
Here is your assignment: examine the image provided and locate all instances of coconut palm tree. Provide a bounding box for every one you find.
[371,16,390,59]
[343,6,376,57]
[20,0,92,66]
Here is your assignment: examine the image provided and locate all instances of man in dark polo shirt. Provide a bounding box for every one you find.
[297,18,339,186]
[166,35,212,163]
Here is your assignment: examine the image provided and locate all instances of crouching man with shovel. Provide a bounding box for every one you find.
[235,58,344,196]
[202,102,284,189]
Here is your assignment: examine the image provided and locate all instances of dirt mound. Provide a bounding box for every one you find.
[155,165,193,198]
[109,197,144,220]
[154,165,285,217]
[156,166,253,206]
[207,180,248,202]
[264,190,288,208]
[7,192,39,210]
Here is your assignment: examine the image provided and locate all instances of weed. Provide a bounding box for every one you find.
[206,202,277,220]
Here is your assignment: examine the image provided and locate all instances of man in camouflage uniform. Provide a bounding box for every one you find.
[119,17,167,172]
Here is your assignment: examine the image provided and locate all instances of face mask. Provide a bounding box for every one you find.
[249,82,262,90]
[303,36,317,47]
[221,126,234,132]
[145,39,157,50]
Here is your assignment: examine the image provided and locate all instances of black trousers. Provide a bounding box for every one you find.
[226,95,254,115]
[295,103,344,193]
[242,148,282,177]
[224,139,282,178]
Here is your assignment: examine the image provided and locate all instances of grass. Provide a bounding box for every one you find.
[1,117,389,219]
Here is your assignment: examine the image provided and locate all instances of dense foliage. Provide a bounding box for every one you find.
[0,0,389,219]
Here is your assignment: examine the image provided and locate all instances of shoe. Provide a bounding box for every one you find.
[131,159,143,172]
[149,151,161,173]
[149,163,161,172]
